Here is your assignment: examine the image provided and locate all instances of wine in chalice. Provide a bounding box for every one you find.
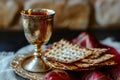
[21,8,55,72]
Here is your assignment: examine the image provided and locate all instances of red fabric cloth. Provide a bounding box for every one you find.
[71,32,120,80]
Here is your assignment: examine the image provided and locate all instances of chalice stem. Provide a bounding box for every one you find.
[34,44,42,57]
[33,44,50,72]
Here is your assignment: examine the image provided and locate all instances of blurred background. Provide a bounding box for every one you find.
[0,0,120,51]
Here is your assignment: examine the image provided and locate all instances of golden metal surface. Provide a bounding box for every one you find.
[10,53,52,80]
[21,8,55,72]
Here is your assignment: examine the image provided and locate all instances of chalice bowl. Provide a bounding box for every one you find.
[21,8,55,72]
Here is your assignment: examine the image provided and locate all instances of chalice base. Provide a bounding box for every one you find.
[22,55,51,72]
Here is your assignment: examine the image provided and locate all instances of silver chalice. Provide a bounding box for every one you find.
[21,8,55,72]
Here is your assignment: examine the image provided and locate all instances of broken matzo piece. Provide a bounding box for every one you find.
[75,60,116,68]
[88,48,109,59]
[81,54,114,64]
[47,59,116,71]
[44,39,93,63]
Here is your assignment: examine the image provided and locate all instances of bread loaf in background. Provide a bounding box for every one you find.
[57,0,90,30]
[0,0,21,29]
[94,0,120,28]
[0,0,120,30]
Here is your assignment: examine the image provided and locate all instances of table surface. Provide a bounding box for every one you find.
[0,29,120,52]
